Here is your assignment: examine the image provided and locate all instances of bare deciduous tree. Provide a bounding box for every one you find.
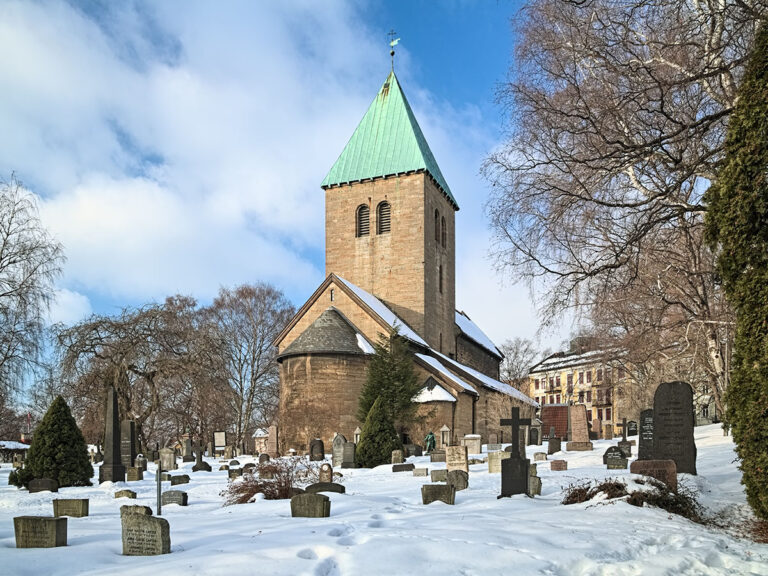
[0,176,64,395]
[498,337,540,389]
[484,0,762,411]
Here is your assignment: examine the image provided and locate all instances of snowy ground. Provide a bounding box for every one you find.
[1,424,766,576]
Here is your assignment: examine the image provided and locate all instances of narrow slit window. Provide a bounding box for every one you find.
[377,201,391,234]
[439,264,443,294]
[434,209,440,243]
[441,216,446,247]
[356,204,370,237]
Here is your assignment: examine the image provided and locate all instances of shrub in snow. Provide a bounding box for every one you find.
[355,396,403,468]
[221,457,324,505]
[9,396,91,489]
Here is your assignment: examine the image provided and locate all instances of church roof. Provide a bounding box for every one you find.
[321,71,458,210]
[277,307,373,361]
[455,310,503,359]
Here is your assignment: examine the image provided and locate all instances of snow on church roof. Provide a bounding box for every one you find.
[455,310,503,359]
[413,382,456,403]
[415,353,477,395]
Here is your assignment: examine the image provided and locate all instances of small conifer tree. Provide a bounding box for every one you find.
[11,396,92,488]
[705,25,768,519]
[357,327,420,431]
[355,396,403,468]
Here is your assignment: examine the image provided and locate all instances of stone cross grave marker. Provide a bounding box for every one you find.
[617,417,633,457]
[617,418,629,442]
[653,381,697,474]
[446,445,468,473]
[100,385,126,483]
[122,513,170,556]
[499,407,531,498]
[192,443,212,472]
[332,434,347,467]
[638,409,654,460]
[500,407,530,461]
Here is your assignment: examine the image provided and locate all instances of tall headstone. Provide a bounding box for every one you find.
[604,424,614,440]
[617,418,633,457]
[100,385,126,483]
[341,442,357,468]
[446,445,468,473]
[653,381,697,474]
[332,434,347,468]
[181,438,194,463]
[120,420,137,469]
[309,439,325,461]
[267,425,279,458]
[159,448,177,471]
[566,405,593,451]
[638,409,654,460]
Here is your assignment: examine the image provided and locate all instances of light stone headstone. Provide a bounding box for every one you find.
[121,513,170,556]
[487,451,511,474]
[319,463,333,483]
[430,469,448,482]
[533,452,547,462]
[447,469,468,491]
[181,438,194,463]
[413,467,428,477]
[161,490,188,506]
[14,516,67,548]
[53,499,89,518]
[159,448,177,471]
[115,489,137,499]
[462,434,482,455]
[391,450,404,464]
[445,445,468,473]
[332,434,347,467]
[127,467,143,482]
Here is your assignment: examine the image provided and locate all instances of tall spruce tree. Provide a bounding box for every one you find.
[355,396,403,468]
[15,396,92,488]
[357,328,420,430]
[705,24,768,520]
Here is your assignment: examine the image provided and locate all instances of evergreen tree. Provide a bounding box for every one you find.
[705,24,768,520]
[357,328,420,430]
[12,396,92,488]
[355,396,403,468]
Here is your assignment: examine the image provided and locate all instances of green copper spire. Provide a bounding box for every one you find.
[321,71,458,210]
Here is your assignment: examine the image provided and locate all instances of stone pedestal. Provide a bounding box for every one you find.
[14,516,67,548]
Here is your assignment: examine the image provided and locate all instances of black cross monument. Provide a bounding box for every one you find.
[498,407,532,498]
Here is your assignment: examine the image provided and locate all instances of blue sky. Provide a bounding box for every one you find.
[0,0,569,350]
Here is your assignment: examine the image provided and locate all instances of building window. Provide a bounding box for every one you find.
[586,391,592,403]
[586,371,592,383]
[597,408,603,420]
[606,408,612,420]
[701,405,709,418]
[377,201,391,234]
[556,394,561,403]
[535,378,540,390]
[441,216,446,247]
[597,368,603,382]
[566,373,573,394]
[435,209,440,242]
[549,376,554,389]
[556,375,561,387]
[356,204,370,237]
[578,391,584,403]
[618,367,625,379]
[330,289,334,302]
[578,371,584,384]
[439,265,443,294]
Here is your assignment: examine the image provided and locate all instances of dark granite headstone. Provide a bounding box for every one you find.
[617,441,633,458]
[638,409,654,460]
[53,499,89,518]
[161,490,188,506]
[447,469,469,491]
[170,474,190,486]
[606,453,628,470]
[341,442,357,469]
[529,428,539,445]
[29,478,58,493]
[392,463,415,473]
[121,420,137,469]
[628,421,638,436]
[421,484,455,505]
[404,444,423,457]
[305,482,345,494]
[331,434,347,467]
[309,439,325,461]
[547,437,561,455]
[100,386,126,483]
[122,513,170,555]
[290,493,330,518]
[603,446,624,465]
[14,516,67,548]
[653,381,697,474]
[499,457,530,498]
[228,468,243,480]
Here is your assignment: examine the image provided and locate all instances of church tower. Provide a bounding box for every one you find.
[321,71,458,356]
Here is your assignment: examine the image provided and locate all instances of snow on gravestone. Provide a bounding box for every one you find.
[652,382,697,475]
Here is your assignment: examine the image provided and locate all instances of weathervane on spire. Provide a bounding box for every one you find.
[388,29,400,70]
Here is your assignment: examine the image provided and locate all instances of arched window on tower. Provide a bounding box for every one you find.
[377,201,391,234]
[434,209,440,243]
[356,204,370,237]
[441,216,446,248]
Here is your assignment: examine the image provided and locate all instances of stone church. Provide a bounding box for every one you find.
[275,69,536,454]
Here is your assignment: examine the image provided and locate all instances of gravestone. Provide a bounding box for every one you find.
[446,445,468,473]
[413,468,428,477]
[499,407,531,498]
[224,445,234,459]
[404,444,423,457]
[115,489,137,499]
[529,428,539,446]
[181,438,194,463]
[53,499,89,518]
[630,459,678,492]
[421,484,455,505]
[447,469,469,491]
[121,420,137,470]
[393,463,415,473]
[267,425,279,458]
[550,460,567,471]
[162,490,188,506]
[548,435,562,455]
[309,439,325,462]
[593,420,603,440]
[430,469,448,482]
[160,472,172,481]
[617,418,633,457]
[192,444,212,472]
[653,382,697,474]
[135,455,148,472]
[170,474,190,486]
[527,463,541,497]
[429,450,446,463]
[566,405,593,451]
[391,449,404,464]
[533,452,547,462]
[259,467,274,480]
[14,516,67,548]
[638,409,655,460]
[100,386,126,483]
[605,449,628,470]
[259,453,271,465]
[159,448,177,471]
[628,421,638,436]
[228,468,243,480]
[29,478,58,493]
[505,429,527,459]
[122,513,170,556]
[305,482,345,494]
[120,505,153,517]
[486,443,502,452]
[604,424,614,440]
[219,465,229,471]
[332,434,347,467]
[488,451,511,473]
[341,442,357,469]
[462,434,482,455]
[127,467,143,482]
[319,463,333,483]
[291,493,330,518]
[603,446,624,465]
[229,460,240,467]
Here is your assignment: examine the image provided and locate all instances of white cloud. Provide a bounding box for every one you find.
[47,288,92,326]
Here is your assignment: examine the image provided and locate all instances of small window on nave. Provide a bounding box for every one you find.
[441,216,446,248]
[434,209,440,243]
[377,201,391,234]
[356,204,370,237]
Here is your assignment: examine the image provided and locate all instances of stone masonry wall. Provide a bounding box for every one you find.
[455,335,501,380]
